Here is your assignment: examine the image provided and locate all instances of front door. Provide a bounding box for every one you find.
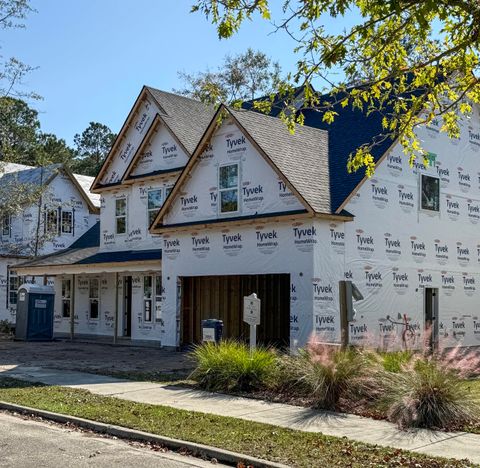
[123,276,132,337]
[424,287,439,351]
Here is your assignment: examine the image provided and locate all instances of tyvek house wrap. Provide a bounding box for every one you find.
[101,96,158,185]
[160,106,480,350]
[100,175,175,252]
[343,109,480,349]
[163,119,305,225]
[130,122,189,177]
[160,118,336,349]
[0,169,98,323]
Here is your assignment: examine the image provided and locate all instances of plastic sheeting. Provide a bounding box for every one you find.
[343,111,480,349]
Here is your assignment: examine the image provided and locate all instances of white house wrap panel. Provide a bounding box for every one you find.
[164,120,305,226]
[101,97,159,185]
[100,177,174,251]
[342,111,480,349]
[130,123,190,177]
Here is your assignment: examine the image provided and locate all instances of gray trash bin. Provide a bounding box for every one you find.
[201,319,223,343]
[15,284,55,341]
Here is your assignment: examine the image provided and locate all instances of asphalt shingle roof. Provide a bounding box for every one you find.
[76,249,162,265]
[229,107,331,214]
[73,173,101,208]
[146,87,216,155]
[68,222,100,249]
[0,163,100,209]
[301,102,393,213]
[243,87,396,213]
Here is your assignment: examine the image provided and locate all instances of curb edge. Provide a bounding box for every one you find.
[0,401,290,468]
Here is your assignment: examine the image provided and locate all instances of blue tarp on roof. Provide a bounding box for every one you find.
[75,249,162,265]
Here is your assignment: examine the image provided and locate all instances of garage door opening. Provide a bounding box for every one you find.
[181,274,290,348]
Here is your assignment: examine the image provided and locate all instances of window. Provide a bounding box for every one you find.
[61,279,71,318]
[8,273,22,306]
[115,198,127,234]
[61,211,73,234]
[143,275,162,323]
[147,189,163,226]
[421,175,440,212]
[46,209,58,234]
[218,163,239,213]
[2,214,11,237]
[89,278,99,319]
[143,275,153,322]
[165,186,173,199]
[155,275,162,322]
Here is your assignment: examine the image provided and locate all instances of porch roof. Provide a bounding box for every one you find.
[14,248,162,276]
[76,249,162,264]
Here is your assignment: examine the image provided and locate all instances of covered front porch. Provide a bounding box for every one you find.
[14,247,164,346]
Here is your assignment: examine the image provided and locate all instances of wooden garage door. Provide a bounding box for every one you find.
[181,274,290,347]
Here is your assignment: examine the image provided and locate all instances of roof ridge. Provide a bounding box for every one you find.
[229,105,328,136]
[145,86,214,109]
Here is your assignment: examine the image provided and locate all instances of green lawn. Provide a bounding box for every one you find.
[0,378,476,468]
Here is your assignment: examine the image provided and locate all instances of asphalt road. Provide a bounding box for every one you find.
[0,411,225,467]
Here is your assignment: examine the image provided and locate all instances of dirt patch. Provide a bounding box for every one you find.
[0,339,192,378]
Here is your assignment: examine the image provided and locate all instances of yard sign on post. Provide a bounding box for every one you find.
[243,293,261,352]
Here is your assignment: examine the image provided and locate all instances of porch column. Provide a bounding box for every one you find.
[70,274,75,341]
[113,272,118,345]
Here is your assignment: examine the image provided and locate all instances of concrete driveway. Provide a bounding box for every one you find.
[0,336,192,378]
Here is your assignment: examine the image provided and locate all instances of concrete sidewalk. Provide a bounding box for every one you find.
[0,364,479,464]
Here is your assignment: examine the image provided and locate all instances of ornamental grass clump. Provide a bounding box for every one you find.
[379,350,413,373]
[278,340,373,410]
[379,352,480,430]
[190,340,277,392]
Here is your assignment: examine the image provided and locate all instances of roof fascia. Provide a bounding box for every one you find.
[91,86,153,192]
[149,105,316,234]
[121,111,192,183]
[149,104,225,232]
[61,166,100,214]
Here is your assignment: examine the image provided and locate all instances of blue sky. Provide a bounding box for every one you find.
[1,0,308,145]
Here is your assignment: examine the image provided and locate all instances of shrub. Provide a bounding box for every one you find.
[379,350,413,373]
[379,356,480,429]
[278,342,372,410]
[190,340,277,392]
[0,319,13,334]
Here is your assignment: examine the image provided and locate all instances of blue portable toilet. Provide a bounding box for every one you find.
[15,284,55,341]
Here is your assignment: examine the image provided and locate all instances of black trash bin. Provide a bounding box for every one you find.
[15,283,55,341]
[201,319,223,343]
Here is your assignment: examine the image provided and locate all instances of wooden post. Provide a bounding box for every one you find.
[113,272,119,345]
[70,274,75,341]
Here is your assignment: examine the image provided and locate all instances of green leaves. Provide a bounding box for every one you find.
[176,48,282,105]
[191,0,480,176]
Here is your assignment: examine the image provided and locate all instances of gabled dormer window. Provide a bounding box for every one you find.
[218,163,239,214]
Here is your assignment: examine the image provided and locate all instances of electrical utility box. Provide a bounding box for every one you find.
[15,284,55,341]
